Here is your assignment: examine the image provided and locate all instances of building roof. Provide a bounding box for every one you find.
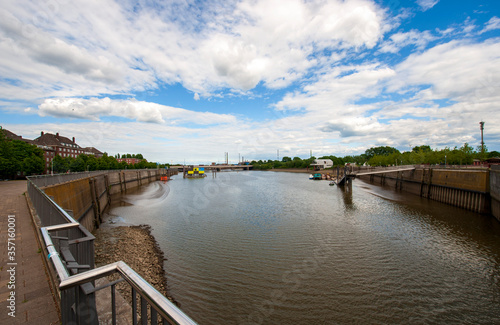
[1,128,34,144]
[83,147,103,155]
[33,132,79,148]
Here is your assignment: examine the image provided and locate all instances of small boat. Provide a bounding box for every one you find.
[312,173,322,180]
[309,174,314,179]
[329,181,336,186]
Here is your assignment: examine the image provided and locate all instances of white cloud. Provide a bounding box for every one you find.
[0,0,387,100]
[481,16,500,34]
[379,29,437,53]
[1,0,499,160]
[38,97,237,125]
[391,40,500,101]
[416,0,439,11]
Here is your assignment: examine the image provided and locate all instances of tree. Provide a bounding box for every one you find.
[22,155,44,175]
[488,151,500,158]
[412,145,431,153]
[70,155,86,172]
[0,132,44,178]
[365,146,400,160]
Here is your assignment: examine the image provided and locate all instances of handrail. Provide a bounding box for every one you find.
[60,261,198,325]
[27,172,198,324]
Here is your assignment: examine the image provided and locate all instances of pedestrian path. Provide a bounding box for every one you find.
[0,180,60,324]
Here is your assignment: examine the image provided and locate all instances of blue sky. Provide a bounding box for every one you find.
[1,0,499,164]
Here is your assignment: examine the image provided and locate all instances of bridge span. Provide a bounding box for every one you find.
[171,164,253,172]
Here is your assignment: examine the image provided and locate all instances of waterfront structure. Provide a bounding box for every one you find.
[311,159,333,170]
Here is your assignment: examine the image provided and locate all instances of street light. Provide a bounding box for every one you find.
[480,121,485,159]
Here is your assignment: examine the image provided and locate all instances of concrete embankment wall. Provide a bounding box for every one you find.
[358,168,491,215]
[491,166,500,222]
[43,169,175,232]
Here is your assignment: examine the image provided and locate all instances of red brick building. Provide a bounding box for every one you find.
[32,132,104,173]
[117,158,144,165]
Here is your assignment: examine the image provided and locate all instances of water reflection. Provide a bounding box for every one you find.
[338,182,354,210]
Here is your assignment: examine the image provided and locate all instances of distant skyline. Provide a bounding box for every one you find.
[1,0,499,164]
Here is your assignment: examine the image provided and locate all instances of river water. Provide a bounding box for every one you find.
[110,171,500,324]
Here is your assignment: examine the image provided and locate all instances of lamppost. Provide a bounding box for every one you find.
[480,121,485,160]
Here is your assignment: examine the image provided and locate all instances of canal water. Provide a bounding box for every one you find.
[110,171,500,324]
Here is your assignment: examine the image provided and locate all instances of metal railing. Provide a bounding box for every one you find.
[28,170,108,187]
[27,175,198,325]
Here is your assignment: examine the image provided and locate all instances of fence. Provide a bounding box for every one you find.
[27,169,196,324]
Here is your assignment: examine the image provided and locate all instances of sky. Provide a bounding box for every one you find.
[1,0,499,164]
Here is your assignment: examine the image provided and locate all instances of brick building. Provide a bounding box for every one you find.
[1,128,104,174]
[117,158,144,165]
[32,132,104,173]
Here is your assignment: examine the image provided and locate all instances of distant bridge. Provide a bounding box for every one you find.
[170,164,253,172]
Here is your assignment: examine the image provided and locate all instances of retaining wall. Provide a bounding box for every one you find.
[358,167,490,214]
[43,169,175,232]
[491,165,500,222]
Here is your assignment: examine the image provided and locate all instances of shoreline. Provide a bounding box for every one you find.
[93,223,178,306]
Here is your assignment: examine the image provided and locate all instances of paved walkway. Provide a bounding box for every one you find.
[0,180,60,324]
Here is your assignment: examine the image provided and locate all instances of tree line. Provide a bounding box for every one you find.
[251,143,499,169]
[0,132,167,178]
[51,153,164,173]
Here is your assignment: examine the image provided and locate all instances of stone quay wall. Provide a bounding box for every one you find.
[490,165,500,222]
[357,167,492,216]
[42,169,176,232]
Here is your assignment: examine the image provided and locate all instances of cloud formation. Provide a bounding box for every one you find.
[38,97,237,125]
[1,0,499,162]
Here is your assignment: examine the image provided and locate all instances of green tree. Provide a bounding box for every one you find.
[70,155,86,172]
[412,145,431,153]
[0,132,44,178]
[488,151,500,158]
[364,146,400,160]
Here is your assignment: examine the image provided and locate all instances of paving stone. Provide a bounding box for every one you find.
[0,180,60,324]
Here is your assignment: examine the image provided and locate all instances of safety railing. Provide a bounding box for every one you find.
[28,170,108,187]
[27,175,197,325]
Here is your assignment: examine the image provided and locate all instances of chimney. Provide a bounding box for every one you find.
[72,137,75,143]
[56,132,59,137]
[41,131,44,136]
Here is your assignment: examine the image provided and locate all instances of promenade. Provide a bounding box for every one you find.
[0,180,60,324]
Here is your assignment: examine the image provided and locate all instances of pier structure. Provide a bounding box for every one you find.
[343,165,495,217]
